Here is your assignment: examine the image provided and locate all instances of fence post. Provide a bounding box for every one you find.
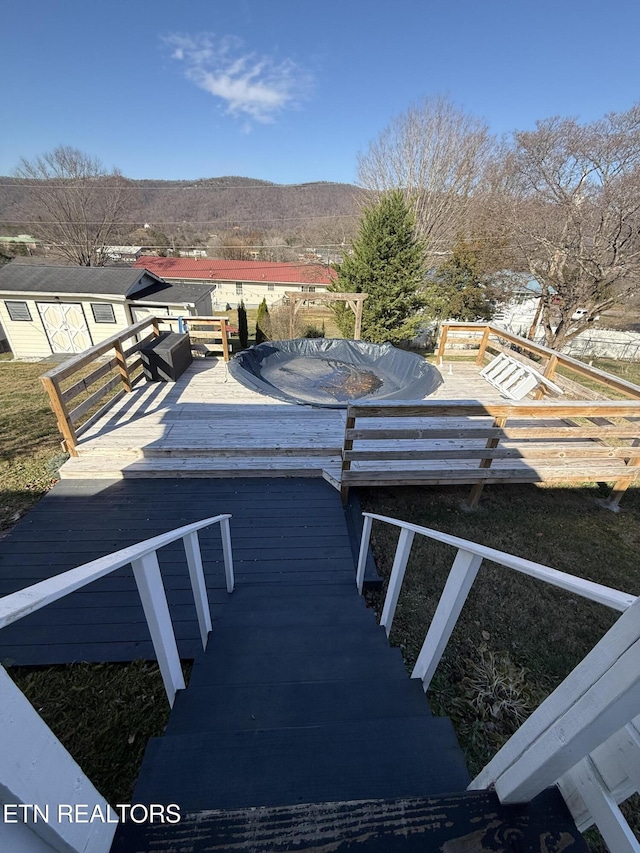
[356,514,373,594]
[412,549,483,690]
[131,551,185,706]
[380,527,416,636]
[436,323,449,363]
[183,531,212,649]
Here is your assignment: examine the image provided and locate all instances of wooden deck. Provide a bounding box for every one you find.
[59,358,505,482]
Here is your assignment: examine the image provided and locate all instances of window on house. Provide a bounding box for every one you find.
[268,284,275,291]
[90,303,116,323]
[5,301,32,321]
[236,283,243,295]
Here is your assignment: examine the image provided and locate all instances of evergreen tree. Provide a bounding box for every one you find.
[255,298,270,344]
[329,190,426,344]
[423,239,496,321]
[237,300,248,348]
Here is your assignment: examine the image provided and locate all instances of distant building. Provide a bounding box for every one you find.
[132,256,335,308]
[101,246,143,263]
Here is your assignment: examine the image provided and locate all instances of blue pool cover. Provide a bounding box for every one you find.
[228,339,443,408]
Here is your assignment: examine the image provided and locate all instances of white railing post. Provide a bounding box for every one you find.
[131,551,186,707]
[380,528,415,636]
[560,758,640,853]
[411,548,483,690]
[183,530,212,649]
[0,666,116,853]
[220,516,235,593]
[356,514,373,594]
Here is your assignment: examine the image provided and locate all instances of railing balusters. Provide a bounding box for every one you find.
[183,530,212,649]
[131,550,186,707]
[380,528,415,636]
[220,516,235,593]
[411,548,483,690]
[356,514,373,594]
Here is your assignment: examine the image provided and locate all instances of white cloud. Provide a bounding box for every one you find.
[164,34,311,124]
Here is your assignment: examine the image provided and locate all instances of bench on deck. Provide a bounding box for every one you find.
[340,400,640,508]
[480,352,563,399]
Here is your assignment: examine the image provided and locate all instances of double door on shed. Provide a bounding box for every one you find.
[37,302,93,354]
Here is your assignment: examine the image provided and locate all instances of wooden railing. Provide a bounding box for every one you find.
[341,399,640,508]
[357,513,640,853]
[180,315,230,361]
[0,514,234,853]
[40,315,231,457]
[438,322,640,402]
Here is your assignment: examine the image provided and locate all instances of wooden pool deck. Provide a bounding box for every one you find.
[58,358,506,482]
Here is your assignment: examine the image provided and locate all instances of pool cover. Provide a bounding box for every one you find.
[228,339,443,407]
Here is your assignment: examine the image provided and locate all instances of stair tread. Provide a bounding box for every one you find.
[134,716,470,811]
[166,677,432,735]
[111,788,589,853]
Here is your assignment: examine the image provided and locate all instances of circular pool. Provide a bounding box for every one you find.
[228,339,443,408]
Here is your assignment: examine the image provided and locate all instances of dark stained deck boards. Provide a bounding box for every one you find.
[112,789,588,853]
[0,478,366,665]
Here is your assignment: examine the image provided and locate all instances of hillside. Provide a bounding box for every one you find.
[0,176,363,247]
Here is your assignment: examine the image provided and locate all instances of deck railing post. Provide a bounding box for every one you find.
[475,325,491,366]
[131,550,186,706]
[219,516,235,593]
[356,514,373,594]
[183,530,212,648]
[412,548,483,690]
[436,323,449,363]
[113,339,132,393]
[467,414,508,509]
[40,375,78,456]
[380,527,416,636]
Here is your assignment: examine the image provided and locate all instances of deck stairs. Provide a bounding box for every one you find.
[110,501,587,852]
[59,402,344,485]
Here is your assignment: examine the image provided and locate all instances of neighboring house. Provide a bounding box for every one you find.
[0,263,214,359]
[0,234,38,254]
[101,245,143,263]
[132,256,334,308]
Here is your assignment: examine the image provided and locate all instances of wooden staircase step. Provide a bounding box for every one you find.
[59,455,343,481]
[111,788,588,853]
[132,716,470,811]
[165,677,431,736]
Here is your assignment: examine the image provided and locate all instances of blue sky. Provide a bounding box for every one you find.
[2,0,640,185]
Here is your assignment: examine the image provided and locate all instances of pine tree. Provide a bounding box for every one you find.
[255,298,270,344]
[237,300,249,348]
[423,239,495,321]
[329,190,426,344]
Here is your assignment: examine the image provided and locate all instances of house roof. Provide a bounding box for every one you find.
[0,262,212,306]
[132,256,334,285]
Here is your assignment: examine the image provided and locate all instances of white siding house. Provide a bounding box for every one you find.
[133,257,334,309]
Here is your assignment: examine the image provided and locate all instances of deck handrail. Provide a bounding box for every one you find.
[357,512,640,852]
[0,513,234,705]
[0,513,234,853]
[438,321,640,401]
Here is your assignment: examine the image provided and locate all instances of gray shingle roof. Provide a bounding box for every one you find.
[0,263,155,295]
[0,263,212,305]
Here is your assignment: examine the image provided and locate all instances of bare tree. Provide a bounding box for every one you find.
[495,106,640,349]
[357,95,494,259]
[15,146,132,266]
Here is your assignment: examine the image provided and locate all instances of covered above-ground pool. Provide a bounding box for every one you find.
[228,339,443,407]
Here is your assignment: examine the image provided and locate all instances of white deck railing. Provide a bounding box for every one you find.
[0,514,234,853]
[357,512,640,853]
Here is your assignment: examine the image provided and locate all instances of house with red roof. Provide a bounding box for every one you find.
[132,257,334,308]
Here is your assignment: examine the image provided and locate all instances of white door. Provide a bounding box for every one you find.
[130,304,170,323]
[37,302,93,353]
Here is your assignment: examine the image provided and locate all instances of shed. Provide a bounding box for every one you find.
[0,264,214,358]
